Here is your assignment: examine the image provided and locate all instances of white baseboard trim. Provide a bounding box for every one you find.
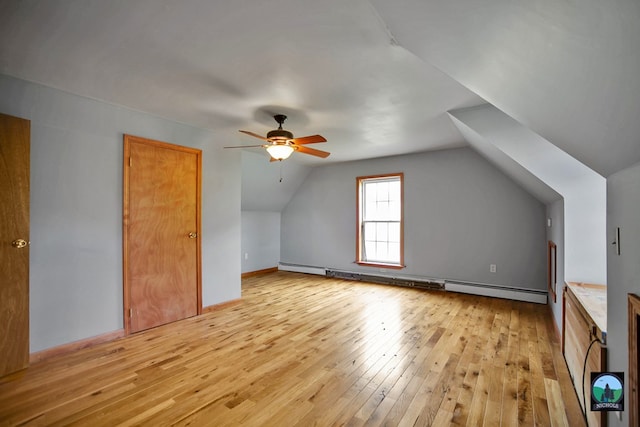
[278,263,327,276]
[445,281,547,304]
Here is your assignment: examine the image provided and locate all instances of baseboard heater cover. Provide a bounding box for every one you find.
[325,269,445,291]
[279,264,546,304]
[445,280,547,304]
[278,263,327,276]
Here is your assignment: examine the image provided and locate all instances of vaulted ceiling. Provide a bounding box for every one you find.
[1,0,639,208]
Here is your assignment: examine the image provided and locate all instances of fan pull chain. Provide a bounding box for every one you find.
[279,161,283,182]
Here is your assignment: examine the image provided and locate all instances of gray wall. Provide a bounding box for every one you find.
[241,151,311,212]
[0,74,241,353]
[241,211,280,274]
[282,148,547,290]
[606,160,640,427]
[450,105,607,286]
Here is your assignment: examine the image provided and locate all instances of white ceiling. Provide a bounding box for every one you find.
[1,0,638,203]
[371,0,640,177]
[0,0,483,165]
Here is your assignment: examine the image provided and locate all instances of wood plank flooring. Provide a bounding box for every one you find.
[0,272,585,426]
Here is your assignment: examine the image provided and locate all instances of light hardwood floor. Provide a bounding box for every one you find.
[0,272,585,426]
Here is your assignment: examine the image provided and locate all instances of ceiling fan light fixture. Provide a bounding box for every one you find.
[266,144,294,160]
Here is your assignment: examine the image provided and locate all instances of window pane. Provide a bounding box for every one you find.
[377,222,388,241]
[376,242,388,261]
[364,222,376,241]
[365,183,377,202]
[388,222,400,243]
[388,242,400,263]
[364,202,377,220]
[364,241,376,259]
[377,182,389,201]
[377,201,389,220]
[389,181,400,202]
[388,201,400,220]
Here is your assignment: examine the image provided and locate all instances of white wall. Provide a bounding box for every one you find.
[606,160,640,426]
[282,148,547,290]
[0,74,241,352]
[241,211,280,273]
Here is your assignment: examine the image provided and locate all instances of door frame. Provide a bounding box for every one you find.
[122,134,202,335]
[629,293,640,426]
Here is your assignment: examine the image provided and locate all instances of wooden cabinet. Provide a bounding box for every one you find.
[563,283,607,427]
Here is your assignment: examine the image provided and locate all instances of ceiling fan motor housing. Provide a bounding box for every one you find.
[267,129,294,140]
[267,114,293,141]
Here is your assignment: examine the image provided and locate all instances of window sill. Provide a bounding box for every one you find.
[355,261,405,270]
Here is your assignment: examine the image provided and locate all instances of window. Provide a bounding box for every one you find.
[356,173,404,268]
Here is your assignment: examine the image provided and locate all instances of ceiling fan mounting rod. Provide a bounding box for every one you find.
[273,114,287,129]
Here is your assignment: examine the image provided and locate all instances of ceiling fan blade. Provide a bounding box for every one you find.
[239,130,269,141]
[295,145,330,158]
[290,134,326,145]
[223,144,266,149]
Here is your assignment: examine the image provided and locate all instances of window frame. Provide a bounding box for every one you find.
[356,173,404,269]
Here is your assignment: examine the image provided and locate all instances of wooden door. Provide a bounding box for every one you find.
[0,113,30,377]
[123,135,201,334]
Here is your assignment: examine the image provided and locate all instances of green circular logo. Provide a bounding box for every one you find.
[592,373,623,404]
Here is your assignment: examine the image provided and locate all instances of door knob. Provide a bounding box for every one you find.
[12,239,28,249]
[188,232,197,239]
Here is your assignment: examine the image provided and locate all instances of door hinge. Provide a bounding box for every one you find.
[129,157,132,167]
[129,308,133,317]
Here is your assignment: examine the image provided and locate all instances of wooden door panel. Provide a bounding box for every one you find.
[0,113,30,377]
[124,135,201,333]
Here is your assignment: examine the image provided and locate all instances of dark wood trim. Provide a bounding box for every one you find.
[629,293,640,427]
[548,240,557,303]
[562,284,567,354]
[29,329,125,364]
[195,144,202,315]
[241,267,278,279]
[202,299,242,314]
[123,136,131,335]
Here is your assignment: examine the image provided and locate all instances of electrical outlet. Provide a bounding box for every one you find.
[490,264,497,273]
[244,252,248,260]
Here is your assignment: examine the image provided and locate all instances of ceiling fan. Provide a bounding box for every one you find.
[225,114,330,161]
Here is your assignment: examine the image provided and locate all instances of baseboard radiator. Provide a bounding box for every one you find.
[278,263,327,276]
[325,269,445,291]
[444,280,547,304]
[279,263,547,304]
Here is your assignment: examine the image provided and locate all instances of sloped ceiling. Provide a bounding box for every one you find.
[1,0,636,211]
[0,0,482,167]
[370,0,640,177]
